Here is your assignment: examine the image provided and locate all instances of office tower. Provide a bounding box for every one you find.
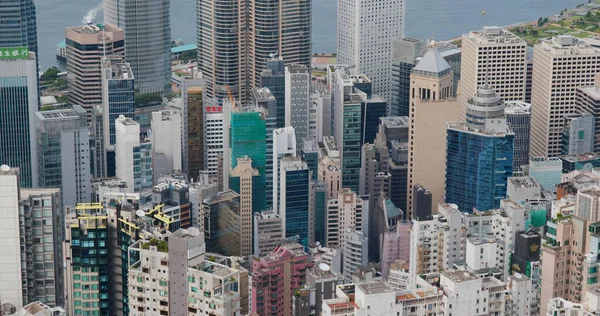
[272,126,296,214]
[253,210,284,257]
[279,156,312,247]
[115,116,153,192]
[342,228,368,281]
[561,113,595,155]
[101,56,135,148]
[325,189,364,248]
[313,180,327,244]
[361,97,388,145]
[406,46,461,217]
[20,188,65,307]
[252,88,277,210]
[510,230,541,296]
[576,74,600,152]
[336,0,404,99]
[202,190,241,256]
[333,70,367,192]
[390,38,423,116]
[189,172,218,227]
[504,101,531,172]
[0,51,38,188]
[151,109,182,180]
[104,0,171,95]
[229,107,266,213]
[412,184,432,220]
[181,80,204,179]
[196,0,246,102]
[531,36,600,158]
[252,243,310,315]
[230,156,258,256]
[205,105,224,176]
[259,57,286,128]
[35,105,91,207]
[460,27,527,112]
[445,85,514,212]
[247,0,311,87]
[529,157,562,192]
[302,139,319,181]
[64,204,110,315]
[0,166,23,310]
[285,64,311,145]
[0,0,38,58]
[316,91,332,139]
[91,106,107,178]
[65,24,125,116]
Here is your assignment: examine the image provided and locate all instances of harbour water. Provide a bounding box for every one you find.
[36,0,584,71]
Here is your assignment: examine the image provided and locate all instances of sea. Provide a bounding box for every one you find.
[37,0,584,71]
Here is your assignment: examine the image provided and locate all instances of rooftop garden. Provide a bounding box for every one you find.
[141,238,169,252]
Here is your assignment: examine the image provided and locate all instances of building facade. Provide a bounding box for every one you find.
[35,105,91,207]
[285,64,311,146]
[66,24,124,116]
[104,0,171,95]
[337,0,404,99]
[101,56,135,148]
[531,36,600,157]
[504,101,531,172]
[115,116,153,192]
[279,156,312,247]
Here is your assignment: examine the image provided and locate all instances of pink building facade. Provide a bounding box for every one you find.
[380,221,411,279]
[251,242,311,315]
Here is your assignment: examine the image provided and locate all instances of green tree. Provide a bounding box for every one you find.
[537,17,544,27]
[181,50,197,61]
[135,93,162,107]
[41,66,60,82]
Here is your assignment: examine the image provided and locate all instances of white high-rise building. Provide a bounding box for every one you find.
[342,228,368,282]
[0,166,23,310]
[205,110,224,176]
[285,64,310,145]
[115,116,153,192]
[337,0,404,99]
[151,109,182,181]
[272,126,296,214]
[326,189,364,248]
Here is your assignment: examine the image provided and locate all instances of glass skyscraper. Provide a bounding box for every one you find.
[103,0,171,95]
[445,85,514,212]
[259,57,286,128]
[101,58,135,147]
[280,157,311,248]
[230,107,267,213]
[0,54,38,188]
[0,0,38,58]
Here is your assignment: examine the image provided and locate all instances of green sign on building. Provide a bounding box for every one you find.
[0,47,29,60]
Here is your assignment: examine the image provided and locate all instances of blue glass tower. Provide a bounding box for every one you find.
[280,156,311,248]
[0,0,38,60]
[445,85,514,212]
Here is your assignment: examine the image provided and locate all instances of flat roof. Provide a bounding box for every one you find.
[356,282,395,295]
[171,44,197,54]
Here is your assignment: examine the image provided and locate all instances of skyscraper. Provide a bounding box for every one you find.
[259,57,286,128]
[230,156,259,256]
[0,51,38,188]
[229,107,267,214]
[272,126,296,214]
[337,0,404,99]
[181,81,204,179]
[202,190,241,256]
[531,35,600,158]
[196,0,247,102]
[504,101,531,172]
[285,64,311,146]
[252,87,277,210]
[151,109,182,180]
[459,27,527,115]
[406,46,460,217]
[279,156,312,247]
[65,24,125,117]
[101,56,135,148]
[390,37,423,116]
[103,0,171,95]
[35,105,91,208]
[0,0,38,59]
[576,74,600,153]
[115,116,153,192]
[561,113,595,156]
[248,0,311,87]
[445,85,514,212]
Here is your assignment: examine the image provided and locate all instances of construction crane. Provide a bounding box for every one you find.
[225,85,237,111]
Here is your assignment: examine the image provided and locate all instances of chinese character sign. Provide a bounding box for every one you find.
[0,47,29,60]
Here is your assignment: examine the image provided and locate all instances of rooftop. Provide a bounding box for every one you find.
[465,26,525,45]
[442,270,480,283]
[36,104,86,120]
[102,58,134,80]
[68,24,121,35]
[253,87,276,101]
[412,47,451,76]
[504,101,531,114]
[579,84,600,100]
[381,116,410,128]
[538,35,600,56]
[509,176,540,189]
[447,121,512,137]
[356,282,395,295]
[578,186,600,198]
[468,235,497,245]
[204,190,240,205]
[560,153,599,163]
